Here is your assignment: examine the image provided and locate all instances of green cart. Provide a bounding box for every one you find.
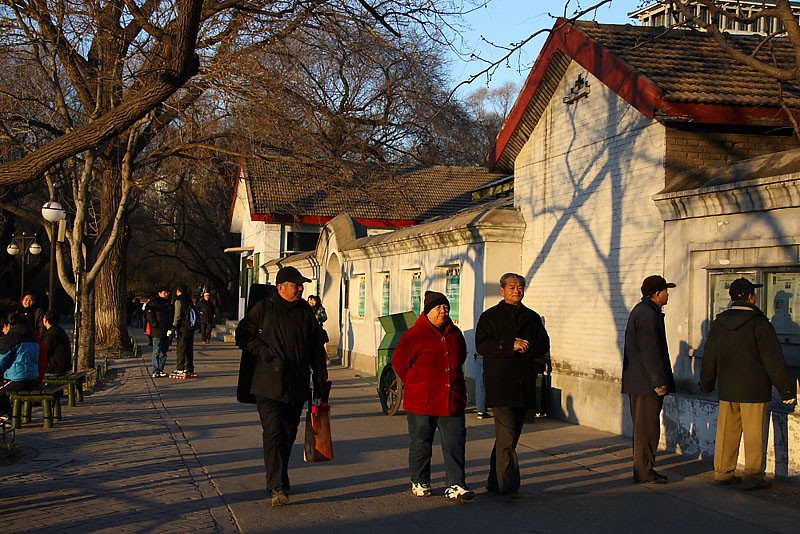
[376,311,417,416]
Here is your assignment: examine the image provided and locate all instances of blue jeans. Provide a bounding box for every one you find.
[407,412,467,487]
[152,336,169,373]
[474,354,487,414]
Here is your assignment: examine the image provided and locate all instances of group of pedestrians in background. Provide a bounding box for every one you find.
[142,284,217,379]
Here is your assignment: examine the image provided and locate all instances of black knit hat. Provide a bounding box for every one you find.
[423,290,449,315]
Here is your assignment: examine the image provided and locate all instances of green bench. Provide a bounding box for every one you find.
[8,385,64,429]
[44,371,88,407]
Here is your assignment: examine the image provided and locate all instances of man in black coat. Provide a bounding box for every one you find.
[41,310,71,375]
[198,291,216,344]
[701,278,795,490]
[145,287,172,378]
[171,284,196,377]
[622,275,676,485]
[476,273,550,499]
[236,266,328,507]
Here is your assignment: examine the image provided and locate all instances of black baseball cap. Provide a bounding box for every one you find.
[729,278,762,300]
[276,266,311,285]
[641,275,676,296]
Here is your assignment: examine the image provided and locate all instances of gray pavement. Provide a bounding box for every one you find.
[2,333,800,533]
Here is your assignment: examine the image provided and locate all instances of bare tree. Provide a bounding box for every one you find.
[0,1,479,369]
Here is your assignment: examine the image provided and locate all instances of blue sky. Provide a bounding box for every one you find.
[453,0,643,93]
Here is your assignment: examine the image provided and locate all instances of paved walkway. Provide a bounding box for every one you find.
[2,334,800,533]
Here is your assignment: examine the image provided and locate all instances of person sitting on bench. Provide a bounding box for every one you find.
[0,311,41,422]
[41,310,71,375]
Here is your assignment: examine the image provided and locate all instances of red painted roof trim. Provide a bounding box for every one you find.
[250,212,418,228]
[488,20,662,171]
[487,18,794,171]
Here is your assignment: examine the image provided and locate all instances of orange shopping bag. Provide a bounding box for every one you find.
[304,402,333,462]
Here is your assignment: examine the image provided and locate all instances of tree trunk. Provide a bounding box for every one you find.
[95,223,131,350]
[77,280,96,371]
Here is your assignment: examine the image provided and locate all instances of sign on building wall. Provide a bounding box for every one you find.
[382,274,391,316]
[445,267,460,324]
[411,271,422,316]
[357,275,366,319]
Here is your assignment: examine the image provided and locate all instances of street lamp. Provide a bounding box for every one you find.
[6,232,42,297]
[41,200,67,311]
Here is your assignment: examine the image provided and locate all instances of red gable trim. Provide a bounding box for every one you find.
[487,19,795,171]
[250,212,418,228]
[488,19,662,171]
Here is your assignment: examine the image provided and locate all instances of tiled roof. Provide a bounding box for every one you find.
[576,21,800,108]
[489,19,800,172]
[242,157,503,224]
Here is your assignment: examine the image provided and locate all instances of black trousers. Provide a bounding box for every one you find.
[200,321,214,342]
[256,396,305,493]
[629,393,664,482]
[487,406,527,494]
[175,327,195,372]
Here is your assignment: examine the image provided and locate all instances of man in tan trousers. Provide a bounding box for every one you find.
[700,278,796,490]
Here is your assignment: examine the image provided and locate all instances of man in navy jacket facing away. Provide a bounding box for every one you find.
[622,275,676,485]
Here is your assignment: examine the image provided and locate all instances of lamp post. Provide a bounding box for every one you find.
[41,200,67,311]
[6,232,42,297]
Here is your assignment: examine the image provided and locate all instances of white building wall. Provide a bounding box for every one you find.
[514,62,667,434]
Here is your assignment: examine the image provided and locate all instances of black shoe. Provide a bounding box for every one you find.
[709,476,741,486]
[504,490,523,500]
[742,478,771,491]
[476,412,492,419]
[651,471,668,482]
[638,477,668,485]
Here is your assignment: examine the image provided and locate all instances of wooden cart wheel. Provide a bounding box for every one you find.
[378,366,403,416]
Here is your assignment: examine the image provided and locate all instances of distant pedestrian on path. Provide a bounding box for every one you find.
[171,284,196,378]
[41,310,71,375]
[307,295,328,347]
[145,287,172,378]
[701,277,796,490]
[622,275,676,485]
[476,273,550,499]
[393,290,474,501]
[198,291,217,344]
[236,266,328,507]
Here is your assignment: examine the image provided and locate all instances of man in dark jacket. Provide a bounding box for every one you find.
[476,273,550,499]
[236,266,328,507]
[41,310,71,375]
[171,284,196,377]
[622,275,676,485]
[198,291,216,344]
[701,278,795,490]
[145,287,172,378]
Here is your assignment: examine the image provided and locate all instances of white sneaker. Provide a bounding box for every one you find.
[411,482,431,497]
[444,485,475,501]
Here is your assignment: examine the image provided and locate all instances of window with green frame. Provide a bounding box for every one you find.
[357,275,366,319]
[445,267,460,324]
[410,271,422,316]
[381,274,390,316]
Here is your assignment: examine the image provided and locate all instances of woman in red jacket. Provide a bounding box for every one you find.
[392,291,474,501]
